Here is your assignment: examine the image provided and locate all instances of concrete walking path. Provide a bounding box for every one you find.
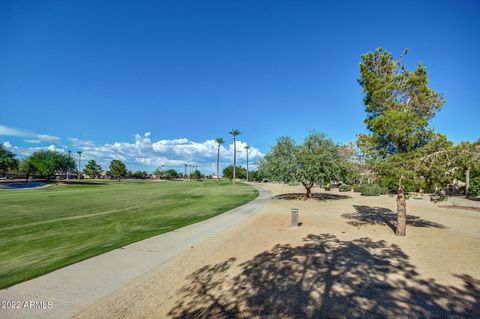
[0,184,272,319]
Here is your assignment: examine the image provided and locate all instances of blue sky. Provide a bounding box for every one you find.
[1,0,479,173]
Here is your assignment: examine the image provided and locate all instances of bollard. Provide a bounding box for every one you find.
[291,208,299,227]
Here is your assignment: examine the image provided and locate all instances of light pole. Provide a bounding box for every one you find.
[77,151,82,180]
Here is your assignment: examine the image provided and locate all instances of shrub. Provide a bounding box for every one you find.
[470,176,480,196]
[353,184,367,193]
[430,193,448,203]
[358,184,388,196]
[324,185,331,191]
[339,184,352,192]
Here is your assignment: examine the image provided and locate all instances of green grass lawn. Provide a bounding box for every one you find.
[0,180,258,289]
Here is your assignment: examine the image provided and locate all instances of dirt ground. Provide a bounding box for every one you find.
[76,183,480,319]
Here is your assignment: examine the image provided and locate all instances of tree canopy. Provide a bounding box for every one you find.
[26,150,76,182]
[84,160,102,179]
[19,157,36,181]
[258,132,342,197]
[109,160,127,180]
[0,145,19,175]
[357,48,446,236]
[223,165,247,180]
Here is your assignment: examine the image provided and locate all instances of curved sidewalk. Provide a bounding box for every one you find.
[0,184,272,319]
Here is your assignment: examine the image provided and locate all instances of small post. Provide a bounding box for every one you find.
[291,208,299,227]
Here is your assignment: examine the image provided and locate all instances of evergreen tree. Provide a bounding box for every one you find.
[358,48,445,236]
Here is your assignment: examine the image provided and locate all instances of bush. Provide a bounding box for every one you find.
[356,184,388,196]
[470,176,480,196]
[339,184,352,192]
[324,185,331,191]
[430,193,448,203]
[353,184,367,193]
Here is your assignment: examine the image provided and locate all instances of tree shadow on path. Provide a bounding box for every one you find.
[169,234,478,318]
[341,205,446,233]
[274,192,351,201]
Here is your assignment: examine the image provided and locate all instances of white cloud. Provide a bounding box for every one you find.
[72,133,264,173]
[2,127,264,173]
[3,141,12,148]
[0,125,60,142]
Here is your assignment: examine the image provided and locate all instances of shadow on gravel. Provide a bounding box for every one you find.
[273,192,351,201]
[341,205,447,233]
[168,233,479,318]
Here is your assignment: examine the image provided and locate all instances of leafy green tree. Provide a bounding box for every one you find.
[249,169,266,182]
[130,170,148,179]
[452,140,480,197]
[414,134,455,193]
[229,130,241,183]
[223,165,247,180]
[357,48,445,236]
[470,176,480,196]
[26,150,76,182]
[191,169,203,180]
[163,169,179,179]
[83,160,102,179]
[0,145,18,176]
[19,157,36,181]
[109,160,127,180]
[258,132,342,198]
[338,142,364,185]
[214,137,224,180]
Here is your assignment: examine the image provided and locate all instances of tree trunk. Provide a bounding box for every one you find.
[233,137,236,184]
[303,182,313,198]
[396,175,407,236]
[466,168,470,198]
[246,151,249,182]
[216,147,220,182]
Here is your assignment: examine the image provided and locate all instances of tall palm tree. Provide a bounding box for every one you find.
[229,129,241,183]
[77,151,82,180]
[214,137,224,181]
[245,145,250,182]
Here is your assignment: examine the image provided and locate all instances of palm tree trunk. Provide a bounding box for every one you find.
[233,137,236,183]
[246,150,249,182]
[216,146,220,182]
